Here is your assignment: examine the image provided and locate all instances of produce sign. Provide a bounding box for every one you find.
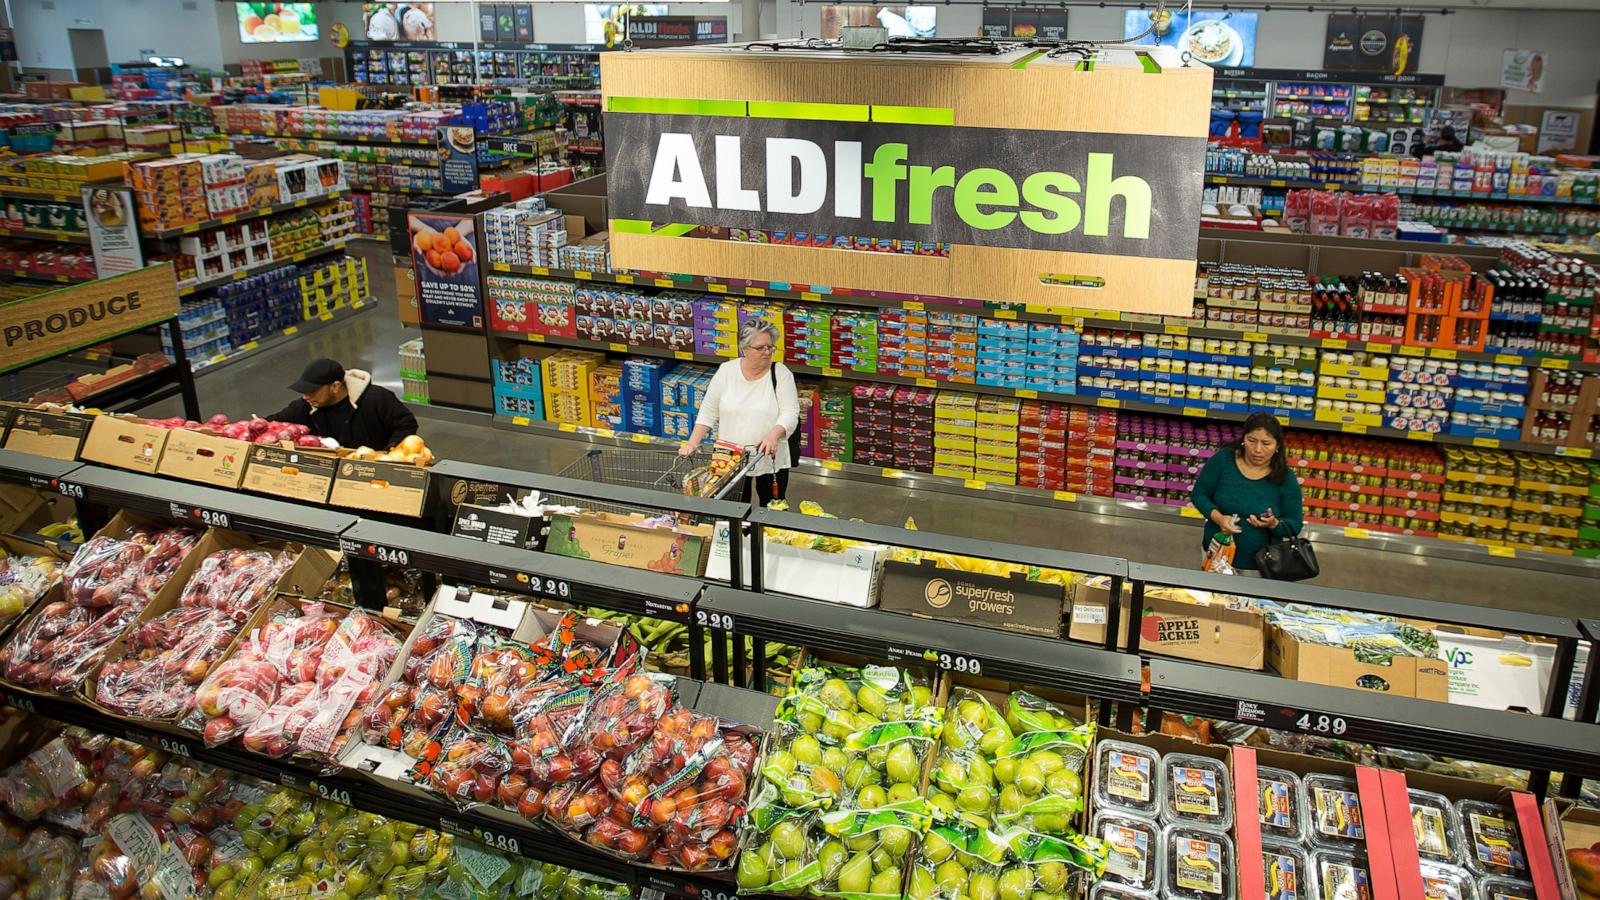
[0,264,179,374]
[601,45,1209,314]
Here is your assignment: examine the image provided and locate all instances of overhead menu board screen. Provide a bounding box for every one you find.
[1121,9,1258,68]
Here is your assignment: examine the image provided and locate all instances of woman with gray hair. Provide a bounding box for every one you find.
[679,319,800,505]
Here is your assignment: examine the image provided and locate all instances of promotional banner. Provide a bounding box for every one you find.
[1323,14,1423,75]
[1122,9,1257,68]
[81,185,144,277]
[629,16,729,46]
[479,5,500,41]
[408,212,483,329]
[980,8,1067,39]
[601,48,1210,314]
[1501,50,1546,93]
[437,126,480,194]
[514,5,534,40]
[1,264,179,373]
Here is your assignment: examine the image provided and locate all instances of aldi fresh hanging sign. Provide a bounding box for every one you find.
[601,46,1212,314]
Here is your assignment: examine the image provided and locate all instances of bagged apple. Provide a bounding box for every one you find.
[0,824,79,900]
[358,613,482,750]
[575,673,673,771]
[0,551,62,623]
[0,524,198,693]
[413,719,513,807]
[504,672,594,792]
[95,606,245,719]
[186,601,343,750]
[0,737,90,821]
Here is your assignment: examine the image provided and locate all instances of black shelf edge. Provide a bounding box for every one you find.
[341,520,703,621]
[748,505,1127,580]
[1147,658,1600,779]
[0,685,736,894]
[61,464,358,548]
[0,449,83,490]
[0,227,90,244]
[429,459,750,523]
[140,190,347,240]
[699,586,1145,703]
[1128,561,1579,641]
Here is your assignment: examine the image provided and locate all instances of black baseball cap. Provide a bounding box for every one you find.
[289,358,344,394]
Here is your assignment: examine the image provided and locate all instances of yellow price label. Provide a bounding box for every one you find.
[823,367,842,378]
[1406,431,1435,441]
[1165,324,1189,336]
[319,311,334,321]
[1184,407,1207,418]
[802,291,821,301]
[210,353,227,364]
[1399,345,1425,357]
[1179,507,1203,519]
[1494,354,1523,365]
[240,341,259,352]
[631,433,651,444]
[183,224,200,234]
[558,423,577,433]
[1344,424,1369,434]
[963,479,986,490]
[1557,447,1593,459]
[492,263,510,272]
[654,278,672,288]
[295,199,307,207]
[352,300,365,309]
[527,333,546,342]
[881,467,904,479]
[1432,348,1458,360]
[1017,389,1039,399]
[593,428,616,439]
[233,271,247,281]
[821,460,843,471]
[747,287,766,297]
[915,378,937,388]
[607,342,627,353]
[1244,332,1268,342]
[674,351,693,360]
[220,214,237,224]
[1097,398,1120,408]
[1344,527,1371,539]
[708,283,728,293]
[1487,546,1516,558]
[995,309,1018,320]
[905,301,925,311]
[1322,338,1348,349]
[1269,179,1287,187]
[1542,358,1571,369]
[512,416,531,426]
[1472,437,1500,448]
[283,326,299,336]
[616,274,635,284]
[575,271,594,280]
[531,266,549,275]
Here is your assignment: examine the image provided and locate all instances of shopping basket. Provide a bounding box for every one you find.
[548,441,755,516]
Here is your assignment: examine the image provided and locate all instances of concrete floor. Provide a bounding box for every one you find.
[139,243,1598,618]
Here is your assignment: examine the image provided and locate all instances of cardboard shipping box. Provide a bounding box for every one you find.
[3,408,92,460]
[1266,621,1448,701]
[1427,623,1587,716]
[544,511,713,577]
[157,429,253,489]
[78,414,169,474]
[240,445,339,505]
[1068,577,1266,670]
[328,459,430,517]
[879,559,1065,638]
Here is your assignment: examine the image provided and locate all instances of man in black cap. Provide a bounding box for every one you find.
[270,358,419,451]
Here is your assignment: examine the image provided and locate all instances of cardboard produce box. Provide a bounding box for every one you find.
[328,459,431,517]
[241,445,339,504]
[1266,621,1448,701]
[1428,623,1586,717]
[78,414,169,474]
[879,559,1065,638]
[3,408,92,460]
[157,428,253,489]
[544,511,713,577]
[1068,577,1265,670]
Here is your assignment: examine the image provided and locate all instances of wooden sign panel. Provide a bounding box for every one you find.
[601,45,1210,314]
[0,264,179,374]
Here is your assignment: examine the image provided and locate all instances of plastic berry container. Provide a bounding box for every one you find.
[1089,885,1154,900]
[1304,774,1366,850]
[1162,825,1234,900]
[1457,800,1530,878]
[1261,838,1314,900]
[1311,849,1373,900]
[1160,754,1233,831]
[1095,740,1162,816]
[1255,766,1307,843]
[1419,862,1480,900]
[1408,789,1467,866]
[1092,811,1161,893]
[1477,877,1536,899]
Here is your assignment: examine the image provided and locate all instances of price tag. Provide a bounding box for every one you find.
[1179,507,1203,519]
[370,545,411,566]
[1494,354,1523,365]
[4,691,36,713]
[1243,332,1269,342]
[802,291,822,301]
[881,467,904,479]
[1542,358,1571,370]
[1322,338,1348,349]
[158,736,192,757]
[821,460,843,471]
[1398,345,1424,357]
[593,428,616,439]
[1052,490,1077,503]
[311,781,353,805]
[1097,398,1120,408]
[1291,712,1349,736]
[1343,424,1368,434]
[653,278,673,288]
[319,311,334,321]
[1432,348,1458,360]
[531,576,572,599]
[1557,447,1593,459]
[575,271,594,280]
[492,263,510,272]
[994,309,1017,319]
[963,479,986,490]
[511,416,531,426]
[526,333,545,343]
[708,283,728,293]
[559,423,577,433]
[531,266,549,276]
[1487,546,1516,558]
[616,274,635,284]
[695,610,735,630]
[1406,430,1435,441]
[1472,437,1500,448]
[607,342,627,353]
[240,340,259,351]
[888,645,984,675]
[1343,527,1371,539]
[912,377,936,388]
[220,214,237,224]
[630,433,651,444]
[1184,407,1207,418]
[284,326,299,336]
[674,351,693,361]
[905,301,925,311]
[822,367,842,378]
[56,481,85,500]
[171,503,231,529]
[1165,324,1189,336]
[747,287,766,297]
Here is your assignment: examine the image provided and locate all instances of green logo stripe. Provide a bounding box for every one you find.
[1075,58,1095,72]
[1137,52,1161,74]
[870,105,955,126]
[1009,50,1046,70]
[607,96,748,116]
[749,100,871,122]
[610,219,697,238]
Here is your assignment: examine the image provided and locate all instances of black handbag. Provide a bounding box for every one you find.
[1255,536,1319,581]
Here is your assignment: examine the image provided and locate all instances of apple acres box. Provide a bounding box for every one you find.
[1067,576,1266,670]
[157,428,255,489]
[879,559,1064,638]
[601,43,1209,315]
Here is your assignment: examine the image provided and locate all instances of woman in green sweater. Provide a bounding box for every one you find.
[1189,413,1304,572]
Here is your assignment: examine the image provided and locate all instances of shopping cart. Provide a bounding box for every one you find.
[549,441,757,516]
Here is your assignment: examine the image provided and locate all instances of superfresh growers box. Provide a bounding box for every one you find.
[879,559,1065,637]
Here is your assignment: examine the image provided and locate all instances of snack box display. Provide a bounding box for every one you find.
[1162,824,1234,900]
[1094,740,1162,817]
[1161,753,1233,831]
[1304,773,1366,850]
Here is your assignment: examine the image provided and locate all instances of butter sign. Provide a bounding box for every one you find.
[601,45,1211,314]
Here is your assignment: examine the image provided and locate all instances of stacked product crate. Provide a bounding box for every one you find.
[399,338,429,404]
[623,358,672,437]
[541,349,604,426]
[658,365,714,441]
[1068,408,1119,497]
[814,385,853,464]
[932,392,977,480]
[1017,399,1069,492]
[974,396,1022,485]
[590,363,624,431]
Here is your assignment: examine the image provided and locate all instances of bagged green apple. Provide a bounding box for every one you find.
[527,859,633,900]
[991,697,1093,834]
[904,823,1009,900]
[776,666,938,738]
[926,746,998,828]
[736,805,828,895]
[809,804,929,900]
